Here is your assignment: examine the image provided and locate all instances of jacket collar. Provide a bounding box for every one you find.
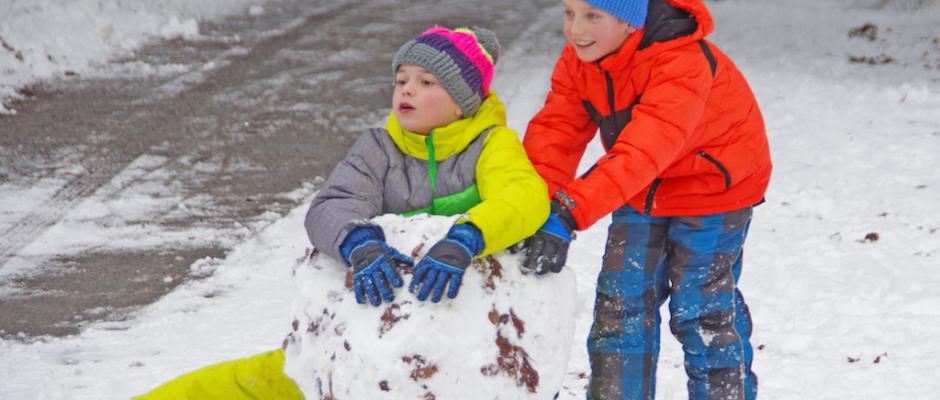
[385,92,506,161]
[596,0,714,72]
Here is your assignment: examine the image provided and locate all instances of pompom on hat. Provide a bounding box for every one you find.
[393,26,500,117]
[585,0,648,28]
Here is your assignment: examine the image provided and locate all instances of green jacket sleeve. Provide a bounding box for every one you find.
[461,127,550,255]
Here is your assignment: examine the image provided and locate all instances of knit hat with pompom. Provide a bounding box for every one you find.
[393,26,501,117]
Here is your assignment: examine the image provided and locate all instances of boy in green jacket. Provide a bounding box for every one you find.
[306,25,549,306]
[136,25,549,399]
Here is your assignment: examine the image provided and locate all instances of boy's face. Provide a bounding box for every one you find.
[562,0,637,62]
[393,64,463,135]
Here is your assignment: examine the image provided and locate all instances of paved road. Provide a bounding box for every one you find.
[0,0,555,338]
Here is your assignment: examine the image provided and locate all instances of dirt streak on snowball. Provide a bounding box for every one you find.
[283,214,577,399]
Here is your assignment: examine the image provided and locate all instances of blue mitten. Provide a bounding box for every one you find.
[340,226,413,306]
[409,223,484,303]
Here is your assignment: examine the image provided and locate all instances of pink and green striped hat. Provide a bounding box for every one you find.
[393,26,500,117]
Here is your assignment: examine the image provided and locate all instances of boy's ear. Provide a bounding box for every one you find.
[455,108,464,118]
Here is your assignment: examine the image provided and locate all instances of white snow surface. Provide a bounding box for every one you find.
[2,0,940,399]
[0,0,272,114]
[284,214,576,399]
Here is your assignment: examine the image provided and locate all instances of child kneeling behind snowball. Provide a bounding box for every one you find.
[306,25,549,306]
[135,26,549,399]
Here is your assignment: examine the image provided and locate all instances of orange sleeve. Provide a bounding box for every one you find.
[522,47,597,197]
[564,49,714,229]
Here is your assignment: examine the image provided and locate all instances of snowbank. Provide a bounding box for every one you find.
[0,0,270,114]
[284,214,577,399]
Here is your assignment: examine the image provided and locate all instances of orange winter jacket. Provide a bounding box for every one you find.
[523,0,772,229]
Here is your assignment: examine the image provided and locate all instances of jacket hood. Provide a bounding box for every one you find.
[385,92,507,161]
[597,0,714,71]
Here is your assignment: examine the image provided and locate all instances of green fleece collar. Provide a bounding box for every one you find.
[385,93,507,161]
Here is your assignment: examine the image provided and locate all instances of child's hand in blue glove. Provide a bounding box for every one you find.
[341,226,413,306]
[409,223,484,303]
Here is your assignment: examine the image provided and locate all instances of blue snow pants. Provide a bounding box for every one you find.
[587,205,757,400]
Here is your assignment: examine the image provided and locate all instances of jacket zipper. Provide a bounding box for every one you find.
[606,69,663,214]
[697,151,732,189]
[604,71,615,117]
[608,70,665,213]
[425,131,438,214]
[644,178,662,215]
[601,71,619,149]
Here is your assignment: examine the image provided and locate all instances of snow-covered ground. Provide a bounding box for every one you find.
[0,0,276,114]
[2,0,940,399]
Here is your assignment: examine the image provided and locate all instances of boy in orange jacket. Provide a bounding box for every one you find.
[521,0,771,399]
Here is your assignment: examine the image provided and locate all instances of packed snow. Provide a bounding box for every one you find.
[284,214,576,399]
[2,0,939,399]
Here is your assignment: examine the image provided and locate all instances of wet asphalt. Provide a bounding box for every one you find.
[0,0,556,338]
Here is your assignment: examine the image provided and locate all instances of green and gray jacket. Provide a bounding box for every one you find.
[305,94,549,260]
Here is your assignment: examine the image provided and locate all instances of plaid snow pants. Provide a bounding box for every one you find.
[587,205,757,400]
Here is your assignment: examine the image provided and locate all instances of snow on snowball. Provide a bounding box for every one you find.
[284,214,578,399]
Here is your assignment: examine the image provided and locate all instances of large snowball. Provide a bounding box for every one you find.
[283,214,577,399]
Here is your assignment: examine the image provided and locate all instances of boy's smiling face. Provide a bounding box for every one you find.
[393,64,463,135]
[562,0,637,62]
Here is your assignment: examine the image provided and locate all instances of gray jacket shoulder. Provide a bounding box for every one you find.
[304,128,398,261]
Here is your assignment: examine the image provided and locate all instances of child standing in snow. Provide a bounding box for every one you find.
[306,25,549,306]
[135,26,549,399]
[521,0,772,399]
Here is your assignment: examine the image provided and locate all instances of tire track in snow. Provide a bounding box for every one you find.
[0,0,368,271]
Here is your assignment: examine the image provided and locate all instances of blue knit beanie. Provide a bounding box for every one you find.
[585,0,648,28]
